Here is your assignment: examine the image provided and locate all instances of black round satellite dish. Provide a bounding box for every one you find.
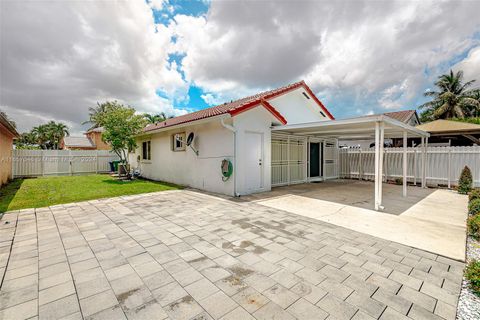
[187,132,195,146]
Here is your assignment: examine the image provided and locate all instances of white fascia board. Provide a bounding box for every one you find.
[271,115,383,131]
[382,115,430,137]
[137,114,231,137]
[272,115,429,138]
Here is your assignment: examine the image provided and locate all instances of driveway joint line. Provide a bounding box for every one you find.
[0,212,19,289]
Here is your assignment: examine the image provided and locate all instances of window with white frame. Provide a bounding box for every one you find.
[142,141,151,160]
[172,133,186,151]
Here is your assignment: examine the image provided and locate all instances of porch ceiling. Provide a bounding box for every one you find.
[271,115,429,139]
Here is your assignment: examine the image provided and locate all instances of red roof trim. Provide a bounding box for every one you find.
[228,99,287,125]
[301,81,335,120]
[260,100,288,125]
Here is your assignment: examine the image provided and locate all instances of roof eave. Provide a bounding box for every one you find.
[300,81,335,120]
[381,115,430,137]
[272,115,429,138]
[139,114,231,137]
[0,117,20,138]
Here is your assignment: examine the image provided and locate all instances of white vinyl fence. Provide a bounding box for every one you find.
[339,146,480,188]
[13,149,120,177]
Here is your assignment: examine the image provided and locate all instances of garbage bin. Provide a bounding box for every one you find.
[108,161,115,172]
[112,160,120,172]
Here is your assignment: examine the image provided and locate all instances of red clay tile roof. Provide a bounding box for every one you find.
[144,80,333,132]
[383,110,418,123]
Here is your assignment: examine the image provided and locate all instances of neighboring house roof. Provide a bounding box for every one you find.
[416,119,480,133]
[63,136,95,148]
[0,113,20,138]
[144,80,333,132]
[382,110,419,124]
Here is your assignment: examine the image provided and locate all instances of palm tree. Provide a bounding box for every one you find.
[82,102,110,130]
[47,121,69,149]
[468,89,480,117]
[419,70,480,121]
[31,122,69,149]
[32,125,49,149]
[143,112,169,124]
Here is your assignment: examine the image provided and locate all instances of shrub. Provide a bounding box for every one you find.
[467,214,480,239]
[469,199,480,216]
[465,260,480,295]
[458,166,473,194]
[470,189,480,203]
[394,177,403,185]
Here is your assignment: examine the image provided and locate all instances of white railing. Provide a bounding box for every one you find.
[12,149,120,177]
[339,146,480,187]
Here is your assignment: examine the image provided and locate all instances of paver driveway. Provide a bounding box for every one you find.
[0,190,464,320]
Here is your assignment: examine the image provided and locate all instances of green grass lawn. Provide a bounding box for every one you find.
[0,174,180,212]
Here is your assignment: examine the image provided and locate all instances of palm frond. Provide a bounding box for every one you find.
[433,103,450,119]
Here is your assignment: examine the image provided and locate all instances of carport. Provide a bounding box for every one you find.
[272,115,430,211]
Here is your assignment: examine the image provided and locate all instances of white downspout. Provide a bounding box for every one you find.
[221,118,238,196]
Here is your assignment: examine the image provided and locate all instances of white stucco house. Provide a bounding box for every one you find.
[132,80,429,210]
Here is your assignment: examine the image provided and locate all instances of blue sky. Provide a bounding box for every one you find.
[1,0,479,133]
[153,0,211,112]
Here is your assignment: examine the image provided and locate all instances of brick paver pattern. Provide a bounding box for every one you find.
[0,190,464,320]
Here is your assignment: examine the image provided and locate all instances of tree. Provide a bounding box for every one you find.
[32,125,49,149]
[92,102,146,168]
[143,112,173,124]
[419,70,480,121]
[46,121,69,150]
[469,89,480,117]
[82,101,114,130]
[458,165,473,194]
[20,121,69,150]
[144,113,164,124]
[15,132,40,149]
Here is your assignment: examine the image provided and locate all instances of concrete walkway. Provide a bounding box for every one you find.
[252,181,468,261]
[0,190,464,320]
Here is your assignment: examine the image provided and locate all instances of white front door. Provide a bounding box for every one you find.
[245,132,263,192]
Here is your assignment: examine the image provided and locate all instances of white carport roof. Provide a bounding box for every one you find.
[271,115,430,211]
[271,115,429,139]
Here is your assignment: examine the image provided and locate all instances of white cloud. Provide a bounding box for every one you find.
[454,46,480,87]
[171,0,480,115]
[148,0,167,11]
[200,93,222,105]
[2,0,480,132]
[0,0,187,133]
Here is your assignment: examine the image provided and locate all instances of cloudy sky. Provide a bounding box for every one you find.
[1,0,480,134]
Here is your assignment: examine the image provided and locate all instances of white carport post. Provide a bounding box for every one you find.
[421,137,426,188]
[403,131,407,197]
[378,122,385,206]
[374,122,380,210]
[374,121,384,211]
[425,137,429,188]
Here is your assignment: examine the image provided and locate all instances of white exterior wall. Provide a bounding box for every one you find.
[233,107,277,195]
[131,88,335,196]
[268,87,330,123]
[133,120,235,196]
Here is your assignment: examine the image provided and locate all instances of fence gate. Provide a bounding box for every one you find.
[271,134,307,186]
[323,139,339,179]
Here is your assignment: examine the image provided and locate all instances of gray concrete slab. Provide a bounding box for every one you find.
[250,180,467,261]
